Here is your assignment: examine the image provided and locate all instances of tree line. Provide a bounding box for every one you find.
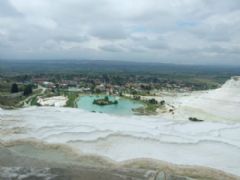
[11,83,33,96]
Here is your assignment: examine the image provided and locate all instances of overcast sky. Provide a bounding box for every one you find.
[0,0,240,65]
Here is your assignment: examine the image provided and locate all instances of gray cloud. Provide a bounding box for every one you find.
[0,0,22,17]
[100,44,125,52]
[53,35,88,43]
[90,24,128,40]
[0,0,240,65]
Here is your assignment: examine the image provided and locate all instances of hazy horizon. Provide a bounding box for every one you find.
[1,0,240,65]
[1,58,240,66]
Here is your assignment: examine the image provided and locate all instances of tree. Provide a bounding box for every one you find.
[11,83,19,93]
[23,84,33,96]
[104,96,109,101]
[148,98,158,104]
[160,100,165,106]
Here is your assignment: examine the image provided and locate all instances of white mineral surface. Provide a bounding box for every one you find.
[0,77,240,176]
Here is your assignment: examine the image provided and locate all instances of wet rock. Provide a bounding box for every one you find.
[188,117,204,122]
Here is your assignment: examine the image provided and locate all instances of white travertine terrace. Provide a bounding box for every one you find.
[37,96,68,107]
[0,77,240,176]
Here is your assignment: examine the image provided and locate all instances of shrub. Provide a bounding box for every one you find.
[11,83,19,93]
[23,84,33,96]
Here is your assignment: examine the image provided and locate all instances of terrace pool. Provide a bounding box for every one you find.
[77,95,143,116]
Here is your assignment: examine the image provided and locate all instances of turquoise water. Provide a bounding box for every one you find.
[77,95,143,116]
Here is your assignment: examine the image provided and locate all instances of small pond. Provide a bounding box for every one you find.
[77,95,143,116]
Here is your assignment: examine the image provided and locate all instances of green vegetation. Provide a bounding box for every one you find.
[30,96,41,106]
[0,95,24,108]
[11,83,19,93]
[64,92,79,107]
[0,78,39,108]
[132,98,165,115]
[0,60,239,110]
[93,96,118,106]
[23,85,33,96]
[133,104,158,115]
[148,98,158,104]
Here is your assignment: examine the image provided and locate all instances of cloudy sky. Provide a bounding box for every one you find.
[0,0,240,65]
